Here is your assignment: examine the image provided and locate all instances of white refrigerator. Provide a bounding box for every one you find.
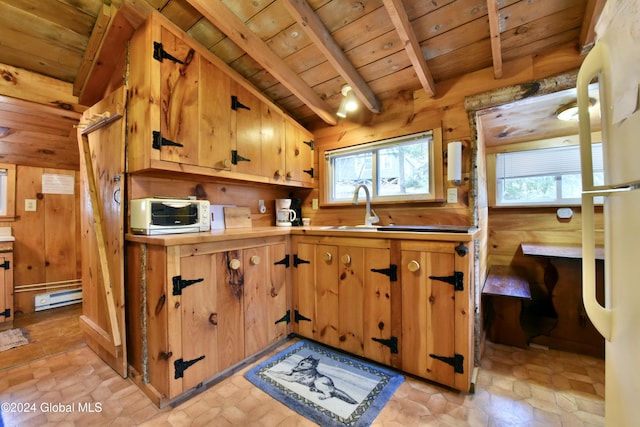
[578,1,640,426]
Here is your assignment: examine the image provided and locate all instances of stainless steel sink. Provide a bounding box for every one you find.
[320,225,379,230]
[319,225,475,233]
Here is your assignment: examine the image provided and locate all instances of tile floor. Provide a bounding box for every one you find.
[0,336,605,426]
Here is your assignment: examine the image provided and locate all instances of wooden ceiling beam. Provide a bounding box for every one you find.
[283,0,381,114]
[487,0,503,79]
[74,5,113,97]
[382,0,436,97]
[185,0,337,125]
[579,0,606,54]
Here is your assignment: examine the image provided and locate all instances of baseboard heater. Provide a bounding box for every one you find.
[34,288,83,311]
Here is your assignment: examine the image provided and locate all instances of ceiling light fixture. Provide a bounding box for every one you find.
[337,85,358,118]
[556,98,597,121]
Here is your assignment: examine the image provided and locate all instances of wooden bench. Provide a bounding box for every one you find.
[482,265,532,348]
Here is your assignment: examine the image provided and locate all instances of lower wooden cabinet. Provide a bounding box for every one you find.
[126,236,290,406]
[0,242,14,328]
[292,235,475,392]
[399,240,474,392]
[292,237,394,366]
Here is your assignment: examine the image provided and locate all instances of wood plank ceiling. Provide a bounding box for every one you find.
[0,0,604,169]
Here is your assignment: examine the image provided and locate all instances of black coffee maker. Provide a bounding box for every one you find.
[289,196,303,226]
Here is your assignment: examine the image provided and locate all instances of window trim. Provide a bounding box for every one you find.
[486,133,602,208]
[0,163,16,219]
[319,128,444,206]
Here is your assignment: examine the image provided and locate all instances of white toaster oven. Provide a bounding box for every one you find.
[130,198,210,235]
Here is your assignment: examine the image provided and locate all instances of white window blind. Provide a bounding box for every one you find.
[497,144,603,179]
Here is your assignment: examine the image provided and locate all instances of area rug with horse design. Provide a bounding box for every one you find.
[244,339,404,427]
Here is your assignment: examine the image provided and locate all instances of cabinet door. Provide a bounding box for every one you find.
[200,57,233,170]
[216,250,245,371]
[401,249,456,386]
[338,246,392,362]
[243,245,269,356]
[293,242,316,338]
[261,104,286,179]
[314,244,339,347]
[232,84,262,176]
[0,251,12,324]
[180,254,218,391]
[285,121,314,185]
[159,27,200,165]
[267,242,289,344]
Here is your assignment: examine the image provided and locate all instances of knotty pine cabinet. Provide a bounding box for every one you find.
[399,240,474,392]
[291,234,475,392]
[0,242,13,329]
[126,236,290,407]
[127,12,313,188]
[292,236,394,366]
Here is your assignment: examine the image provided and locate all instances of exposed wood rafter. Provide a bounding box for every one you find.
[185,0,337,125]
[283,0,381,114]
[487,0,503,79]
[579,0,607,54]
[382,0,436,97]
[74,5,113,97]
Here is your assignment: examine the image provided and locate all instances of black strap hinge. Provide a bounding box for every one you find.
[274,254,290,268]
[293,254,310,267]
[0,260,9,270]
[429,353,464,374]
[429,271,464,291]
[303,168,314,178]
[275,310,291,325]
[172,275,204,296]
[0,308,10,318]
[231,96,251,111]
[303,139,314,150]
[371,264,398,281]
[371,336,398,353]
[231,150,251,164]
[294,310,311,323]
[153,131,183,150]
[153,42,184,64]
[174,355,205,379]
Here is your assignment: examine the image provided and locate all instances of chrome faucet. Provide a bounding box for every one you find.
[352,184,379,227]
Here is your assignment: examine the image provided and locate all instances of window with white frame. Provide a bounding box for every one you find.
[325,131,434,203]
[495,143,604,206]
[0,169,7,216]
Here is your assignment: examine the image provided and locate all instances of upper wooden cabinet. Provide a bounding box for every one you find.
[127,12,314,188]
[285,121,314,186]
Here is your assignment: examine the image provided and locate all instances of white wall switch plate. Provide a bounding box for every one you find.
[312,198,319,210]
[447,188,458,204]
[25,199,37,212]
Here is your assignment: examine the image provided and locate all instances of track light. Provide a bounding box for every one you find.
[337,85,358,118]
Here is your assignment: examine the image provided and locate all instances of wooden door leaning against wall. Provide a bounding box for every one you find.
[77,86,127,377]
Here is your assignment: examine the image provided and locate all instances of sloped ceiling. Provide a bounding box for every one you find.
[0,0,604,169]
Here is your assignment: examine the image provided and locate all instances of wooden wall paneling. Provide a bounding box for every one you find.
[43,169,77,283]
[12,166,45,313]
[127,175,298,227]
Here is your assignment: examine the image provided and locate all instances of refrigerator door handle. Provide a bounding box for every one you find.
[582,181,640,196]
[578,42,613,341]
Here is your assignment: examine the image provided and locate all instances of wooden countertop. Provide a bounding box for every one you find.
[126,225,480,246]
[521,242,605,260]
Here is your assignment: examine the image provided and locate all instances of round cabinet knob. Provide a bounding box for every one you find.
[407,260,420,272]
[323,252,332,262]
[275,169,284,178]
[341,254,351,265]
[286,171,293,179]
[229,258,241,270]
[222,158,231,168]
[250,255,261,265]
